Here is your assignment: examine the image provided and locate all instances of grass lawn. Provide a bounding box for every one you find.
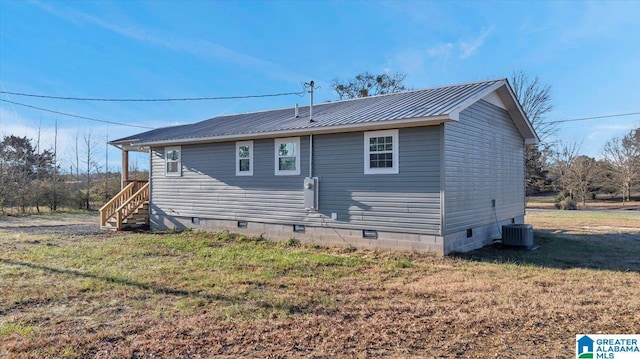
[1,211,639,358]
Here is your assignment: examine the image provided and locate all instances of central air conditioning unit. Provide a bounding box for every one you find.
[501,224,534,248]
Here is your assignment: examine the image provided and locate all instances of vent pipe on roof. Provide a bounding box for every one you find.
[305,80,317,123]
[294,103,299,118]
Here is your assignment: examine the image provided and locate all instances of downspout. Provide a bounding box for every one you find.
[309,134,313,177]
[307,80,315,177]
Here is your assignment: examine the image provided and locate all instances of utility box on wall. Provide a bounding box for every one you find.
[304,177,319,210]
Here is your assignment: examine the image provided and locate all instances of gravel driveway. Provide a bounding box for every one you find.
[0,212,103,236]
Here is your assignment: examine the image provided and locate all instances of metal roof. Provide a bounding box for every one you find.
[113,78,538,147]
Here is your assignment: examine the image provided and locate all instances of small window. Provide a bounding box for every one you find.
[237,221,248,228]
[165,146,181,176]
[236,141,253,176]
[364,129,398,174]
[293,224,305,233]
[275,137,300,175]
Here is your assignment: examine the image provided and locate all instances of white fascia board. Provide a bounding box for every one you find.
[109,141,149,152]
[497,83,540,144]
[449,80,539,145]
[449,81,507,117]
[132,115,454,147]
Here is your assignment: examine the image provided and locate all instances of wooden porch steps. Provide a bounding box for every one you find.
[99,181,150,231]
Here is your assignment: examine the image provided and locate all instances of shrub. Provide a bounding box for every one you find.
[554,192,577,210]
[284,238,301,247]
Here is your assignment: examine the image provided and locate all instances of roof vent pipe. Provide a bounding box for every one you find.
[294,103,299,118]
[309,80,314,123]
[304,80,316,123]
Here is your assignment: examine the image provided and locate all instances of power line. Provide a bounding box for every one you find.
[548,112,640,124]
[0,99,154,129]
[0,90,306,102]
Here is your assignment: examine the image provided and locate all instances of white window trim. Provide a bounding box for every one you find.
[364,129,399,174]
[236,140,253,176]
[165,146,182,177]
[274,137,301,176]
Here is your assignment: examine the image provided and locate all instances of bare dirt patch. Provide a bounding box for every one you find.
[0,212,102,236]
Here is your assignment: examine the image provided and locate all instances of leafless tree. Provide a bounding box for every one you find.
[603,128,640,203]
[35,123,42,213]
[510,71,556,196]
[550,141,582,197]
[567,155,599,206]
[83,130,100,210]
[52,120,59,210]
[510,71,555,142]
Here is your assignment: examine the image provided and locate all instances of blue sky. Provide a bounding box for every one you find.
[1,0,639,172]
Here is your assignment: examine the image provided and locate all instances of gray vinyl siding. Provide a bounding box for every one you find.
[150,137,309,225]
[313,127,441,234]
[150,127,442,235]
[443,100,525,234]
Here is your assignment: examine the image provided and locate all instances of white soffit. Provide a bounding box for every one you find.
[481,91,507,110]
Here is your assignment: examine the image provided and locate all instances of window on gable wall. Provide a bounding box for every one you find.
[275,137,300,175]
[364,129,399,174]
[165,146,181,176]
[236,141,253,176]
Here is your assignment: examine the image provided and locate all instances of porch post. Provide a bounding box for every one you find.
[121,149,129,189]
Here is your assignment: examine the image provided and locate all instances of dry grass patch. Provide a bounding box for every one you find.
[527,209,640,234]
[1,212,639,358]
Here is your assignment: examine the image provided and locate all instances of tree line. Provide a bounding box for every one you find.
[0,133,146,215]
[539,129,640,208]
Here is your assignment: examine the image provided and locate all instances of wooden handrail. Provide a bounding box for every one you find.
[115,182,150,230]
[100,181,137,227]
[100,180,149,227]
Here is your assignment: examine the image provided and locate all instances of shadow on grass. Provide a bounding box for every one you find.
[0,257,229,299]
[0,257,317,317]
[453,230,640,273]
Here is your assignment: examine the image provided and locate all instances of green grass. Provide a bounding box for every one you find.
[1,230,374,324]
[0,322,37,336]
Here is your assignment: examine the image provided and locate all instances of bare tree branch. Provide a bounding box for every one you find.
[510,71,556,142]
[331,72,407,100]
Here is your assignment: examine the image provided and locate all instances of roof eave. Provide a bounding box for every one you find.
[109,139,150,152]
[497,82,541,144]
[130,115,455,147]
[449,79,540,144]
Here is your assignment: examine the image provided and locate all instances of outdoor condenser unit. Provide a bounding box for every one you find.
[501,224,534,248]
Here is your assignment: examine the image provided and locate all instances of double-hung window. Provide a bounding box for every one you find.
[275,137,300,175]
[236,141,253,176]
[165,146,181,176]
[364,129,398,174]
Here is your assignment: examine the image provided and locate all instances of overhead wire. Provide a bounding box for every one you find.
[0,98,154,129]
[546,112,640,124]
[0,88,307,130]
[0,89,306,102]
